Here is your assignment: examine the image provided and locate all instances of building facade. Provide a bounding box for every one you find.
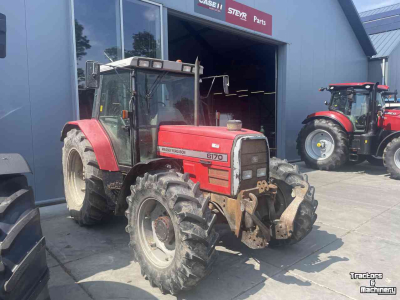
[0,0,374,203]
[361,3,400,93]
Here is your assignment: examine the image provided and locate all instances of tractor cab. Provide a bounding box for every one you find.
[86,57,206,165]
[324,83,388,132]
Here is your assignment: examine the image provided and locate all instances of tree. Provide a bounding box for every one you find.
[75,20,91,61]
[105,31,160,60]
[74,20,91,88]
[131,31,159,58]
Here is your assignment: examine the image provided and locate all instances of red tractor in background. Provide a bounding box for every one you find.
[61,57,318,294]
[297,82,400,179]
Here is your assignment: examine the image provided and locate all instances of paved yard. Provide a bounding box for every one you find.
[40,162,400,300]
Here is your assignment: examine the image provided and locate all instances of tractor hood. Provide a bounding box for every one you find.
[157,125,264,169]
[158,125,261,140]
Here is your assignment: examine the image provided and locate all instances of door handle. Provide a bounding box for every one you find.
[200,160,212,165]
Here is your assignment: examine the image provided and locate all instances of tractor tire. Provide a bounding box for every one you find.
[366,155,384,166]
[62,129,111,225]
[268,158,318,247]
[297,119,348,170]
[0,174,49,300]
[126,171,219,295]
[383,137,400,179]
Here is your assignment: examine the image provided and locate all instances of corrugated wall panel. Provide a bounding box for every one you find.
[24,0,76,202]
[0,0,35,190]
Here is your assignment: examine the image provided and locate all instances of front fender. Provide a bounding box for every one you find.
[115,158,182,215]
[302,111,353,132]
[376,131,400,156]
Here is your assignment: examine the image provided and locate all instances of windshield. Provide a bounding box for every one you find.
[330,89,370,131]
[136,69,204,126]
[136,69,204,160]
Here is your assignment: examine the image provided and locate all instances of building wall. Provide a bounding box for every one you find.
[368,59,384,84]
[387,43,400,92]
[0,0,369,202]
[156,0,369,159]
[0,0,77,203]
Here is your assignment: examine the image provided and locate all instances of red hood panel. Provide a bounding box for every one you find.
[159,125,261,140]
[381,111,400,131]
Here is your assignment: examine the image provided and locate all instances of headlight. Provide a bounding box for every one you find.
[257,167,267,177]
[152,61,163,69]
[138,60,150,67]
[182,65,192,72]
[242,170,252,180]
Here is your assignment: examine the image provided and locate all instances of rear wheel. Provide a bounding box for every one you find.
[268,158,318,247]
[62,129,112,225]
[297,119,348,170]
[366,155,384,166]
[126,171,218,295]
[0,174,49,300]
[383,137,400,179]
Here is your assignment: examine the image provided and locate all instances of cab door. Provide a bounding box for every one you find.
[97,70,132,166]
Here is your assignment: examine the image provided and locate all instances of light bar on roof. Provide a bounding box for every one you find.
[182,65,192,72]
[138,59,150,67]
[152,61,163,69]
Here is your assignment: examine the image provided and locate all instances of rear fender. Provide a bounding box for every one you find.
[115,158,182,215]
[302,111,353,132]
[60,120,119,171]
[376,131,400,156]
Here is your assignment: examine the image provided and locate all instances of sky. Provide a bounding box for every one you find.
[353,0,400,13]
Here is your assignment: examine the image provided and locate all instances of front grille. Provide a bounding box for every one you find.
[240,139,269,191]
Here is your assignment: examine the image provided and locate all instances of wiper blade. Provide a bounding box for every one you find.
[146,71,168,100]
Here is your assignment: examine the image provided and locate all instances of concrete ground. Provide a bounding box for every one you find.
[40,162,400,300]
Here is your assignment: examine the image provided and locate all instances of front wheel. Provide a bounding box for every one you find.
[126,171,218,295]
[297,119,349,170]
[268,158,318,247]
[383,137,400,179]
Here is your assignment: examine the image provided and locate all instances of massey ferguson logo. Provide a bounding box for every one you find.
[198,0,223,12]
[228,7,247,21]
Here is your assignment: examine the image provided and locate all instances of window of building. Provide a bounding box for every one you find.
[123,0,162,59]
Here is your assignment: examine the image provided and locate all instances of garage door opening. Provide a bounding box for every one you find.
[168,14,277,154]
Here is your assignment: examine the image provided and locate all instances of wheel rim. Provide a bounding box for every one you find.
[67,149,85,206]
[137,198,176,269]
[395,148,400,169]
[305,129,335,161]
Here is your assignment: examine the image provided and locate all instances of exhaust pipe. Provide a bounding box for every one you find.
[368,82,379,135]
[194,57,200,126]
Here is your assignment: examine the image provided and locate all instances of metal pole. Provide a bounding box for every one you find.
[194,57,200,126]
[382,58,386,85]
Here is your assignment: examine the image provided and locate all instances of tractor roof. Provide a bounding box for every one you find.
[100,57,204,75]
[329,82,389,91]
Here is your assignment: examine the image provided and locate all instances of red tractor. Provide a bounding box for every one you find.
[61,57,317,294]
[297,82,400,179]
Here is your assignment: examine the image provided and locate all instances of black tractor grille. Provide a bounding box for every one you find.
[240,139,269,191]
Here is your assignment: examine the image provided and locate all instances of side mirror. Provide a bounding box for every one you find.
[223,75,230,95]
[319,87,326,92]
[324,101,328,105]
[0,13,6,58]
[85,60,100,89]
